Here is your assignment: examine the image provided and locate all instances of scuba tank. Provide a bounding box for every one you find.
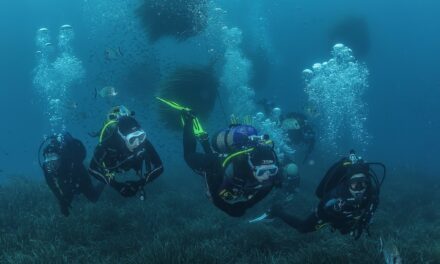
[211,125,258,153]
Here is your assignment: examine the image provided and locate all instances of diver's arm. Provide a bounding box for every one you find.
[322,198,344,214]
[88,145,112,184]
[320,188,348,217]
[143,140,164,183]
[350,197,379,239]
[108,180,137,197]
[43,170,66,204]
[72,139,87,162]
[362,194,379,226]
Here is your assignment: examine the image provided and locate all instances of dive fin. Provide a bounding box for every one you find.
[156,97,191,111]
[248,213,274,224]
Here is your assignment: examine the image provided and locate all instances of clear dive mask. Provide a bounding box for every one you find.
[118,129,146,152]
[349,180,367,192]
[348,173,368,200]
[44,152,60,173]
[248,156,279,182]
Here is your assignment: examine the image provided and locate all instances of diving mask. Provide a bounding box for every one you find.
[348,173,368,199]
[118,129,146,152]
[44,152,60,173]
[248,156,279,182]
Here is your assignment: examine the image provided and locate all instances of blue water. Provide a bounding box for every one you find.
[0,0,438,178]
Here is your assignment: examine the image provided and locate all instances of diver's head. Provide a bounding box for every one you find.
[107,105,133,121]
[248,146,279,183]
[284,163,299,179]
[117,116,146,152]
[348,173,368,200]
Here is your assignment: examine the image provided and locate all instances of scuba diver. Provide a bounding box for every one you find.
[281,112,316,164]
[39,132,104,216]
[88,106,164,198]
[265,150,385,239]
[157,97,281,217]
[256,99,314,192]
[279,162,300,200]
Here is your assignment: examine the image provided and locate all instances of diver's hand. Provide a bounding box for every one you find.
[325,198,347,212]
[119,181,141,197]
[143,171,155,184]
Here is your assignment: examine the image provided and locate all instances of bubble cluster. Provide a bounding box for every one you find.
[218,24,292,161]
[220,26,255,117]
[33,25,85,132]
[58,25,74,54]
[252,110,295,163]
[303,43,370,151]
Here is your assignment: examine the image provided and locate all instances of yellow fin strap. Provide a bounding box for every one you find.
[193,117,206,136]
[156,97,191,111]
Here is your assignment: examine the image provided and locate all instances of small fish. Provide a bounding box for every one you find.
[380,237,402,264]
[95,86,118,99]
[104,47,123,62]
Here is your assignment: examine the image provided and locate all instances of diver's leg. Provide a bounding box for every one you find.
[183,116,197,159]
[200,136,213,154]
[274,209,320,233]
[183,117,214,172]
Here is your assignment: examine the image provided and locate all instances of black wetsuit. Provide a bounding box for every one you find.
[285,113,315,163]
[88,130,163,197]
[273,174,378,238]
[183,116,279,217]
[42,133,102,216]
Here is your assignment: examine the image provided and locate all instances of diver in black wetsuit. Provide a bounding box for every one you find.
[268,151,385,239]
[180,110,281,217]
[281,112,316,164]
[88,114,164,198]
[40,133,104,216]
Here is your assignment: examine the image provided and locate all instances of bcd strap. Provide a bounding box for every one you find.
[99,120,118,144]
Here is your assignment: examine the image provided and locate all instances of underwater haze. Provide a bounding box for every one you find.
[0,0,439,263]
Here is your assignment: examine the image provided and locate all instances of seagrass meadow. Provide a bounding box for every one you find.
[1,167,439,264]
